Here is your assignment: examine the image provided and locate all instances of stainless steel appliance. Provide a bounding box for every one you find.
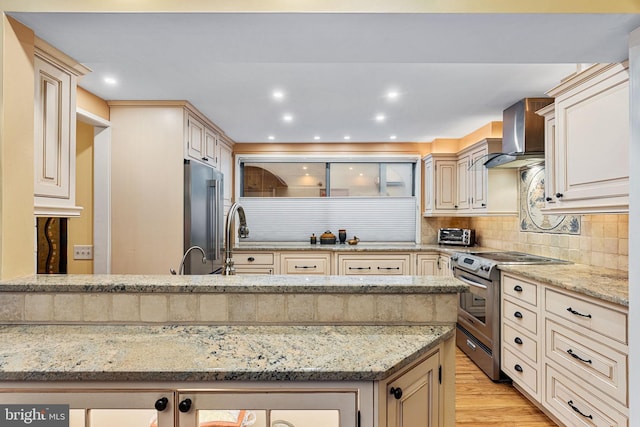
[452,251,569,381]
[484,98,554,169]
[437,228,475,246]
[183,159,224,274]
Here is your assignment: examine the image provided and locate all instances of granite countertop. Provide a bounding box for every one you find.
[0,324,453,382]
[0,274,468,294]
[499,263,628,307]
[233,241,479,253]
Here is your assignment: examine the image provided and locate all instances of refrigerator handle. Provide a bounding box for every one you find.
[207,179,220,261]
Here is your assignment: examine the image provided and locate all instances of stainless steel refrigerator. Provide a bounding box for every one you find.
[183,159,224,274]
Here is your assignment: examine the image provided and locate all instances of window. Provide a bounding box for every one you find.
[236,156,420,243]
[240,161,414,197]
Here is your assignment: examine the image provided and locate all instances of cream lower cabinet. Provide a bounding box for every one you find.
[0,389,176,427]
[233,251,276,274]
[380,348,443,427]
[417,254,439,275]
[338,253,412,275]
[540,62,629,214]
[501,274,542,402]
[501,272,629,426]
[280,252,331,275]
[417,253,451,277]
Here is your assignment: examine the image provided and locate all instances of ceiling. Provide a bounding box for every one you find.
[9,12,640,143]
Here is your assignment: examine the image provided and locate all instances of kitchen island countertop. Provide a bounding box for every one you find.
[0,323,453,382]
[0,273,468,294]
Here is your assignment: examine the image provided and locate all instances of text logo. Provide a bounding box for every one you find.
[0,405,68,427]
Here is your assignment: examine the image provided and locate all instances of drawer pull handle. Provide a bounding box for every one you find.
[466,339,477,351]
[247,257,255,262]
[567,349,592,364]
[514,364,523,373]
[514,337,523,345]
[513,285,523,292]
[514,311,523,319]
[566,307,592,318]
[377,266,400,270]
[201,157,209,162]
[349,267,371,270]
[567,400,593,420]
[295,265,317,269]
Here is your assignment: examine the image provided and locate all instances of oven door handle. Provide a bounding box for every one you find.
[456,275,488,290]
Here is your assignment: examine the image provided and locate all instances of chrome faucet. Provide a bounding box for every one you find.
[223,202,249,275]
[170,245,207,275]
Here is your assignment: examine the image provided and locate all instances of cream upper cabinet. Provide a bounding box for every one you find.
[423,139,517,217]
[33,38,89,217]
[219,141,233,210]
[540,62,629,214]
[423,154,457,214]
[186,112,220,167]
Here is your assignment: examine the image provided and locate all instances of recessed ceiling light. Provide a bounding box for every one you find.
[386,91,399,100]
[272,90,285,100]
[283,114,293,122]
[268,135,275,140]
[389,135,397,140]
[103,76,117,85]
[313,135,320,140]
[302,166,308,170]
[375,114,386,122]
[344,135,351,140]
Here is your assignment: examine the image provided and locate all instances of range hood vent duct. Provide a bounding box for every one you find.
[484,98,553,169]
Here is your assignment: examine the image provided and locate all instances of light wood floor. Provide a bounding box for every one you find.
[455,348,557,426]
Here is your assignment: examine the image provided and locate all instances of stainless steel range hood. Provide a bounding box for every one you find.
[484,98,553,168]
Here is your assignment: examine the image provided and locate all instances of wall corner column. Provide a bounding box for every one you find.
[0,14,36,279]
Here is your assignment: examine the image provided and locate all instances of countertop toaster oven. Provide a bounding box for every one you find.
[437,228,475,246]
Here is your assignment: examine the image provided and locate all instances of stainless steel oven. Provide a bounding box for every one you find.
[452,251,570,381]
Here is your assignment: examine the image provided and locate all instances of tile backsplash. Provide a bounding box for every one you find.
[422,214,628,271]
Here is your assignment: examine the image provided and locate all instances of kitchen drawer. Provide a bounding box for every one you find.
[280,253,331,275]
[503,346,538,398]
[502,274,537,307]
[233,252,275,266]
[503,322,538,364]
[545,364,628,427]
[338,254,410,275]
[234,267,274,275]
[546,319,627,406]
[503,298,537,335]
[545,288,628,344]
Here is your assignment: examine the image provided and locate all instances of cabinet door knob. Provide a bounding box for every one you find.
[178,398,192,413]
[555,192,564,198]
[154,397,169,412]
[545,196,553,202]
[389,387,403,400]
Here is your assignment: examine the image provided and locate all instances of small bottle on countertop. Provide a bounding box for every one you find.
[310,233,317,244]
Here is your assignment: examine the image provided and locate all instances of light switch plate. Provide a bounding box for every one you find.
[73,245,93,260]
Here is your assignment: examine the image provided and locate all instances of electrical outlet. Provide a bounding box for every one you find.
[73,245,93,260]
